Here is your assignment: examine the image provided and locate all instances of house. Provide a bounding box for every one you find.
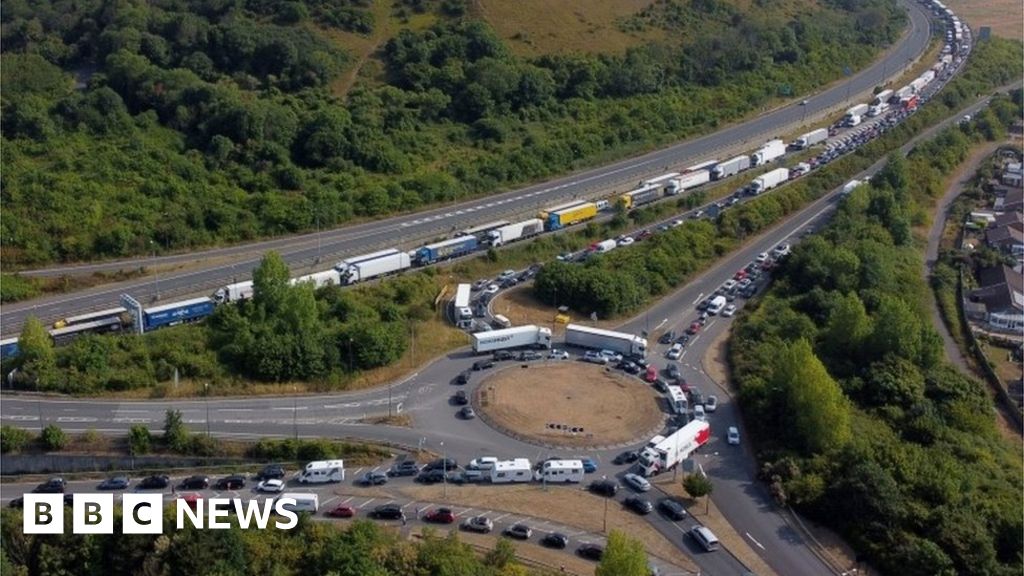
[968,265,1024,333]
[1003,162,1023,188]
[985,224,1024,257]
[993,211,1024,234]
[994,186,1024,213]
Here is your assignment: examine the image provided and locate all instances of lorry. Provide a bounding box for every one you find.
[684,160,718,173]
[472,325,552,353]
[565,324,647,358]
[841,179,865,196]
[642,172,681,189]
[666,170,710,195]
[290,270,341,289]
[667,385,688,415]
[872,89,894,106]
[335,249,412,284]
[619,183,662,210]
[534,459,585,483]
[793,128,828,150]
[541,200,599,231]
[213,280,254,304]
[867,102,889,117]
[297,460,345,483]
[637,420,711,477]
[592,239,617,254]
[749,168,790,195]
[750,139,786,166]
[487,218,544,247]
[490,459,533,483]
[900,94,920,111]
[711,155,751,180]
[415,236,478,265]
[143,297,215,331]
[843,104,869,126]
[457,220,510,240]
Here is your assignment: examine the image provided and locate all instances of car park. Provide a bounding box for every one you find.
[577,543,605,561]
[138,475,170,490]
[461,515,494,533]
[389,460,421,477]
[548,349,569,360]
[472,360,495,371]
[459,406,476,419]
[504,523,533,539]
[623,473,651,492]
[588,479,618,497]
[658,330,676,344]
[370,504,405,520]
[659,498,687,520]
[624,495,653,515]
[179,476,210,490]
[666,363,681,380]
[97,476,130,490]
[358,471,388,486]
[325,504,356,518]
[255,464,286,480]
[256,479,285,493]
[727,426,741,445]
[214,475,246,490]
[613,451,639,465]
[583,351,608,365]
[666,343,683,360]
[722,304,737,317]
[541,532,569,549]
[453,390,469,405]
[424,507,456,524]
[705,395,718,412]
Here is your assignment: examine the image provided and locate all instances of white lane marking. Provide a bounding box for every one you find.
[746,532,766,550]
[271,406,307,411]
[4,415,39,421]
[360,498,376,508]
[492,513,510,522]
[57,417,98,422]
[218,408,253,412]
[321,496,338,507]
[692,292,704,305]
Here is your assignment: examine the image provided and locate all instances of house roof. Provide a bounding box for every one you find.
[971,265,1024,313]
[993,211,1024,233]
[986,225,1024,249]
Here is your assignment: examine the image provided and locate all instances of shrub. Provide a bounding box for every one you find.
[0,425,32,453]
[40,424,68,451]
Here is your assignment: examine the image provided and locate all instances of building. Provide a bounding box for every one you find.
[985,218,1024,258]
[1003,162,1022,187]
[968,265,1024,333]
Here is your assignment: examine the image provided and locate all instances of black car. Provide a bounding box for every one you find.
[666,363,681,380]
[423,458,458,471]
[458,406,476,419]
[624,495,653,515]
[388,460,420,477]
[138,475,170,490]
[371,504,405,520]
[577,543,605,561]
[541,532,569,549]
[454,371,470,385]
[658,331,676,345]
[616,360,639,374]
[255,464,286,480]
[214,475,246,490]
[472,360,494,371]
[612,451,639,465]
[696,298,712,311]
[659,498,687,521]
[8,497,24,508]
[358,471,389,486]
[653,378,670,393]
[97,476,130,490]
[180,475,210,490]
[492,350,514,361]
[416,469,447,484]
[588,479,618,497]
[675,333,690,345]
[453,390,469,405]
[33,478,66,494]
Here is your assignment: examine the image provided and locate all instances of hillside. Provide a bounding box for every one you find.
[0,0,905,266]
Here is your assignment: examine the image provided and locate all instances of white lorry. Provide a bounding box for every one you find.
[867,102,889,117]
[290,270,341,289]
[472,325,552,353]
[843,104,869,126]
[638,420,711,477]
[666,170,710,195]
[793,128,828,150]
[297,460,345,483]
[841,179,866,196]
[711,155,751,180]
[213,280,254,304]
[534,459,585,483]
[487,218,544,247]
[749,168,790,195]
[335,249,412,285]
[565,324,647,358]
[750,139,786,166]
[872,89,894,106]
[490,459,533,483]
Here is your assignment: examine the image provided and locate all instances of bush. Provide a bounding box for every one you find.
[128,425,152,454]
[0,425,32,453]
[163,409,189,452]
[40,424,67,451]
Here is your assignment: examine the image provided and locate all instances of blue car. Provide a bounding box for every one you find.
[579,458,597,473]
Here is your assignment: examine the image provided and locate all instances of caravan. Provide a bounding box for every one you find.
[534,459,585,483]
[490,459,533,483]
[297,460,345,484]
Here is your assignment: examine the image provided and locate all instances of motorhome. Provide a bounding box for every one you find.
[490,459,533,483]
[297,460,345,483]
[534,459,585,483]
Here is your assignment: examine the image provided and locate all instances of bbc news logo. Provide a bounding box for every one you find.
[22,494,299,534]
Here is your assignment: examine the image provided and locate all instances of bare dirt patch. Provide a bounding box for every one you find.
[478,363,664,447]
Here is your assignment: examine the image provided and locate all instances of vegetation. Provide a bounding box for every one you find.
[39,424,67,451]
[0,514,558,576]
[0,425,32,454]
[0,0,905,266]
[596,530,649,576]
[128,424,152,455]
[729,104,1024,575]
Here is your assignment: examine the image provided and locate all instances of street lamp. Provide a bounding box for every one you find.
[204,383,210,438]
[149,240,160,301]
[292,386,298,441]
[441,441,447,499]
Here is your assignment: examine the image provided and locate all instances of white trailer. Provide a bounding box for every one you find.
[487,218,544,247]
[335,249,412,285]
[749,168,790,195]
[711,155,751,180]
[684,160,718,173]
[491,459,533,483]
[565,324,647,358]
[593,239,617,253]
[454,283,472,309]
[457,220,511,239]
[213,280,254,304]
[297,460,345,483]
[666,170,710,195]
[841,179,865,196]
[793,128,828,149]
[867,102,889,117]
[638,420,710,477]
[642,172,681,188]
[290,270,341,289]
[892,86,914,103]
[750,139,786,166]
[534,459,585,483]
[472,325,552,353]
[872,89,894,106]
[843,104,869,124]
[667,385,688,415]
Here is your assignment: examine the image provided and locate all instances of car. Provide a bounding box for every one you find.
[8,497,24,508]
[505,523,533,539]
[686,322,701,335]
[659,498,687,520]
[138,475,170,490]
[556,252,574,262]
[416,469,447,484]
[424,507,456,524]
[616,360,640,374]
[801,99,809,105]
[455,371,470,385]
[255,464,286,480]
[666,343,683,360]
[722,304,737,317]
[577,543,605,561]
[670,219,684,227]
[644,365,658,383]
[692,209,705,219]
[256,479,285,493]
[325,504,356,518]
[624,495,654,515]
[541,532,570,549]
[518,351,543,361]
[727,426,741,445]
[471,279,489,291]
[459,406,476,419]
[180,476,210,490]
[737,278,752,290]
[588,479,618,497]
[389,460,421,477]
[33,478,66,494]
[423,458,459,471]
[675,333,691,345]
[461,515,494,533]
[547,349,569,360]
[772,243,791,257]
[370,504,405,520]
[582,351,608,365]
[97,476,130,490]
[499,277,518,288]
[453,390,469,405]
[739,285,758,298]
[498,269,516,281]
[755,252,770,264]
[653,378,670,393]
[689,386,704,405]
[658,330,676,344]
[599,350,623,363]
[618,236,635,246]
[733,269,748,281]
[636,229,652,241]
[696,299,712,311]
[729,196,741,206]
[358,471,389,486]
[705,395,718,412]
[214,475,246,490]
[579,457,598,473]
[472,360,495,371]
[623,473,651,492]
[693,404,707,422]
[484,284,500,295]
[721,279,738,292]
[613,451,639,465]
[666,363,681,380]
[448,469,485,484]
[492,350,514,361]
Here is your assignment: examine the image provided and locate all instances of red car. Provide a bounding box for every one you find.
[424,507,456,524]
[644,365,658,383]
[734,269,748,281]
[686,322,701,335]
[325,504,356,518]
[178,493,202,510]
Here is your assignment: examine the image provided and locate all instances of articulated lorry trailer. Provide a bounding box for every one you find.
[472,325,552,353]
[638,420,711,476]
[336,249,413,284]
[711,155,751,180]
[565,324,647,358]
[487,218,544,247]
[541,200,599,231]
[415,236,478,265]
[143,297,215,331]
[666,170,710,195]
[843,104,870,125]
[793,128,828,150]
[749,168,790,195]
[750,139,786,166]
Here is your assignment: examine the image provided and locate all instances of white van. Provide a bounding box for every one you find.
[297,460,345,483]
[534,459,585,483]
[492,314,511,329]
[278,493,319,514]
[468,457,499,471]
[707,296,727,315]
[690,526,720,552]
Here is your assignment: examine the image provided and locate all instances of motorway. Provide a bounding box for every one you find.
[0,0,934,336]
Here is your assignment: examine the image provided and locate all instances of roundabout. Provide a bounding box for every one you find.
[474,363,665,448]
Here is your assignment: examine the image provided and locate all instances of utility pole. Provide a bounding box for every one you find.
[150,240,160,301]
[292,386,298,441]
[204,383,210,438]
[441,441,447,499]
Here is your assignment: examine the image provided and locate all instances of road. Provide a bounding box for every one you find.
[0,0,934,336]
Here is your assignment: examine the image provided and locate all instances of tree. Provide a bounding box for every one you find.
[163,409,189,452]
[18,316,57,389]
[596,530,648,576]
[0,425,32,453]
[252,251,291,314]
[128,425,152,454]
[773,339,851,454]
[40,424,67,451]
[683,472,714,514]
[484,538,516,569]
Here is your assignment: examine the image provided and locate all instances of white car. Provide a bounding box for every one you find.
[599,350,623,363]
[498,269,516,280]
[755,252,770,264]
[671,219,684,227]
[704,395,718,413]
[548,349,569,360]
[484,284,500,295]
[583,351,608,365]
[255,479,285,493]
[666,343,683,360]
[772,243,791,258]
[721,279,738,292]
[618,237,635,246]
[727,426,740,445]
[722,304,737,317]
[693,404,707,422]
[623,473,651,492]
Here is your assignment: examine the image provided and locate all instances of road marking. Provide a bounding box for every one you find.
[360,498,376,508]
[351,468,364,477]
[57,417,98,422]
[271,406,307,411]
[217,408,253,412]
[460,508,474,517]
[692,292,704,306]
[401,501,417,510]
[321,496,338,507]
[492,513,510,522]
[746,532,766,550]
[4,415,38,421]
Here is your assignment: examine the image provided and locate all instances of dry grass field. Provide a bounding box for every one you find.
[941,0,1022,39]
